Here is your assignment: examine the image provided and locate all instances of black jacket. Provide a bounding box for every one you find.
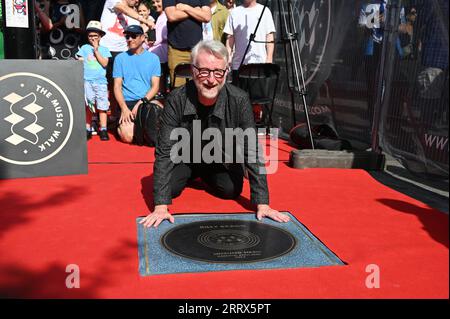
[153,81,269,205]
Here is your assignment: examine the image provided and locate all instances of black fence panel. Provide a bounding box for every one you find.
[269,0,448,178]
[378,0,448,178]
[269,0,373,150]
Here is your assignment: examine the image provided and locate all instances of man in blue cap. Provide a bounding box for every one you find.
[113,25,161,143]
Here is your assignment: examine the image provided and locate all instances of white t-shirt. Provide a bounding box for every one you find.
[100,0,140,52]
[223,4,276,70]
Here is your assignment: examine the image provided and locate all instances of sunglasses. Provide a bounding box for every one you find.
[125,33,140,40]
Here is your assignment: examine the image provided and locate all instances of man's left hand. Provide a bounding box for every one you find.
[256,205,290,223]
[132,100,142,118]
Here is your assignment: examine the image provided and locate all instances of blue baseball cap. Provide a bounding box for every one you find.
[124,25,144,35]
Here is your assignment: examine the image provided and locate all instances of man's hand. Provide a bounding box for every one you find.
[173,3,211,22]
[175,3,190,11]
[119,107,134,124]
[131,100,142,118]
[256,204,290,223]
[139,205,175,228]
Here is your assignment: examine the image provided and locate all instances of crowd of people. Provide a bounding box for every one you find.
[32,0,275,143]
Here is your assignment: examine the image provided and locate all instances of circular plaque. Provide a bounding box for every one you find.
[161,220,296,263]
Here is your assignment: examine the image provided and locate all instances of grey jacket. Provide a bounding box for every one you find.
[153,81,269,205]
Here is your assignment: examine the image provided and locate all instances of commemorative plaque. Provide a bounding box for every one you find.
[161,220,296,263]
[137,213,344,276]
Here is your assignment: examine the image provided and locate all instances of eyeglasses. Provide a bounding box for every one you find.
[125,33,139,40]
[192,65,228,79]
[88,35,99,38]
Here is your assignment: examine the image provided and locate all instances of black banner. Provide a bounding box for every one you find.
[268,0,448,178]
[0,2,4,59]
[378,0,449,177]
[270,0,359,140]
[1,0,38,59]
[0,60,87,179]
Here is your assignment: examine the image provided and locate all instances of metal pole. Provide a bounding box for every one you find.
[287,0,315,148]
[277,0,296,127]
[370,0,401,153]
[279,0,315,148]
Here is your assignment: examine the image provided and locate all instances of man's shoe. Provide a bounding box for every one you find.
[87,130,92,140]
[99,130,110,141]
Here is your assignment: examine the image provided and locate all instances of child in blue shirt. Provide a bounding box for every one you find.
[76,20,112,141]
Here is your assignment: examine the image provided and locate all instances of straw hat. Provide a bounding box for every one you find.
[86,20,106,36]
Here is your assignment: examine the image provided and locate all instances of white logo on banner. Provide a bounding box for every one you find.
[0,73,74,166]
[4,93,44,146]
[61,4,81,29]
[296,0,331,85]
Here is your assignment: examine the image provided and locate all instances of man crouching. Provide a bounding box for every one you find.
[140,40,290,228]
[113,25,161,143]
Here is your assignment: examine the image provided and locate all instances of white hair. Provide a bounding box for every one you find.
[190,40,229,65]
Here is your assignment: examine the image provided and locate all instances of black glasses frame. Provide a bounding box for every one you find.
[192,65,228,79]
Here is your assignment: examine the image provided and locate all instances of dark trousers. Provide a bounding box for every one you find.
[170,163,244,200]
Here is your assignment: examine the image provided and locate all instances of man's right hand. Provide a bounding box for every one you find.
[119,107,134,124]
[139,205,174,228]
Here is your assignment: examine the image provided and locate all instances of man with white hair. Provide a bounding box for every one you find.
[140,40,290,228]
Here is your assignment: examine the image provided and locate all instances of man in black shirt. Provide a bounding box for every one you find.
[163,0,211,87]
[140,40,290,228]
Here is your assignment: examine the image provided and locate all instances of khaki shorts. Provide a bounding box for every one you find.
[168,45,192,88]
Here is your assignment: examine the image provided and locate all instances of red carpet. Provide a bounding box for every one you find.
[0,137,448,298]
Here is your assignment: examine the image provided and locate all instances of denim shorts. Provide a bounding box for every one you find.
[84,81,109,111]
